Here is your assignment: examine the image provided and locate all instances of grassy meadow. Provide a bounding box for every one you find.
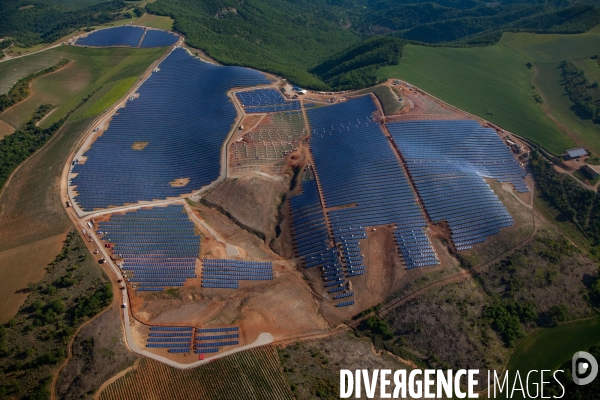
[378,26,600,155]
[135,14,174,30]
[0,46,163,321]
[502,316,600,399]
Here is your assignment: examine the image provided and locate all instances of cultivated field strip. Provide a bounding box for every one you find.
[99,346,293,400]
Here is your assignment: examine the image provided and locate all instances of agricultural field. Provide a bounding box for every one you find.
[534,63,600,155]
[503,316,600,399]
[378,26,600,156]
[0,231,111,399]
[0,46,162,320]
[0,51,64,95]
[377,43,573,155]
[98,346,293,399]
[0,46,165,129]
[135,13,175,30]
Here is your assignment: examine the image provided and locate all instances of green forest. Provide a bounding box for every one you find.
[3,0,600,90]
[0,231,111,399]
[530,151,600,243]
[0,0,129,46]
[560,59,600,124]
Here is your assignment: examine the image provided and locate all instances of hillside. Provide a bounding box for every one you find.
[377,26,600,155]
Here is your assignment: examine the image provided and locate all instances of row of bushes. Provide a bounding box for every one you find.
[0,58,70,113]
[560,59,600,124]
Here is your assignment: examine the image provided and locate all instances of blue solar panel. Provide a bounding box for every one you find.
[99,205,200,289]
[71,48,269,210]
[76,26,145,47]
[306,96,439,270]
[236,89,300,113]
[140,29,179,47]
[387,120,526,250]
[200,258,273,289]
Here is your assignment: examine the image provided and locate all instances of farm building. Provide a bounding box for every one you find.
[565,147,588,159]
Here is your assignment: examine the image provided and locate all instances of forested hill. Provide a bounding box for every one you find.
[0,0,130,46]
[146,0,600,89]
[2,0,600,90]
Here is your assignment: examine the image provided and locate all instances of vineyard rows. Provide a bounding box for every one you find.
[99,346,293,399]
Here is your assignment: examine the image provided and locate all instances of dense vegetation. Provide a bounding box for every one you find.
[310,36,403,90]
[352,1,600,44]
[560,59,600,124]
[2,0,600,90]
[0,0,130,47]
[0,231,111,399]
[0,58,69,113]
[146,0,361,90]
[530,151,600,242]
[356,227,598,373]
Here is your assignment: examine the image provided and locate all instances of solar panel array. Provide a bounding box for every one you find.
[146,326,192,353]
[71,48,269,210]
[97,205,200,291]
[194,327,240,354]
[387,120,526,250]
[236,89,300,113]
[201,259,273,289]
[307,96,439,270]
[75,26,179,48]
[288,174,348,298]
[139,29,180,48]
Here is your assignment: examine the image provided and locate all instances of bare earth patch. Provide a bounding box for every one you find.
[169,177,189,187]
[131,141,149,150]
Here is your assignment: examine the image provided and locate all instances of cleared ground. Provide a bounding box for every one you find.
[203,176,289,244]
[125,203,330,361]
[98,346,293,399]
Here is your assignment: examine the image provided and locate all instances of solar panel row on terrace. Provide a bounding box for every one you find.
[71,48,269,210]
[200,259,273,288]
[146,325,192,353]
[387,120,528,250]
[236,89,300,113]
[288,175,347,291]
[75,26,179,48]
[307,96,439,270]
[96,205,200,291]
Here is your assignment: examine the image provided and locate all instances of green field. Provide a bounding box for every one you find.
[502,316,600,399]
[0,46,164,129]
[534,63,600,155]
[378,26,600,155]
[501,27,600,64]
[378,43,573,155]
[135,13,174,30]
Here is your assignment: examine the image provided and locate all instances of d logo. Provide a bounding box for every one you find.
[572,351,598,386]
